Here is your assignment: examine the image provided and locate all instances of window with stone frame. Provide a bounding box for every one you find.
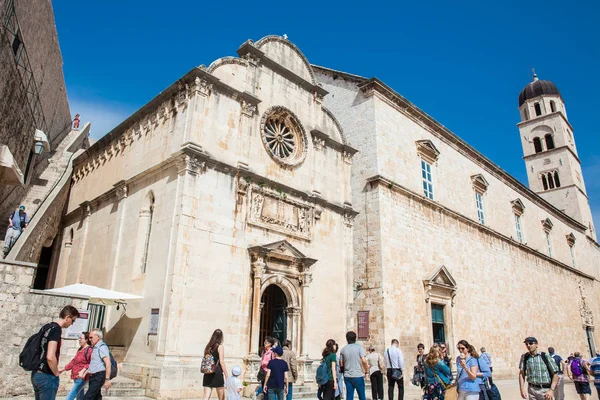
[421,160,434,200]
[415,140,440,200]
[534,102,542,116]
[511,199,525,243]
[515,214,524,243]
[471,174,489,225]
[475,192,485,225]
[542,218,553,257]
[550,100,557,113]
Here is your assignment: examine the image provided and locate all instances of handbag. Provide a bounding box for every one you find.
[387,349,403,381]
[378,354,386,372]
[476,358,501,400]
[431,365,458,400]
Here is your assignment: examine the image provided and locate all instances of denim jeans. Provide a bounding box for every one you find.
[286,383,293,400]
[66,378,87,400]
[344,377,366,400]
[31,372,60,400]
[267,388,285,400]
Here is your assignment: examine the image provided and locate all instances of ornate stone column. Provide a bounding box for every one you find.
[286,306,301,353]
[250,255,266,356]
[300,270,313,357]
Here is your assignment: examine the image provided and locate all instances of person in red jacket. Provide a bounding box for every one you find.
[60,332,92,400]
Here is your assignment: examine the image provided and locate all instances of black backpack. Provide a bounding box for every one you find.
[19,324,56,371]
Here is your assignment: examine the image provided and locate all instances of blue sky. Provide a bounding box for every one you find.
[52,0,600,226]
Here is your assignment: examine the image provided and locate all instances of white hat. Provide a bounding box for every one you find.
[232,366,242,376]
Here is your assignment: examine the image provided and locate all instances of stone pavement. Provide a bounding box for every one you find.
[2,379,598,400]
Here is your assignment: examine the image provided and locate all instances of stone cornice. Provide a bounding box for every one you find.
[539,183,588,200]
[310,129,358,155]
[65,142,358,222]
[74,67,261,169]
[237,41,328,99]
[366,174,594,281]
[516,110,574,133]
[522,145,581,164]
[357,77,587,232]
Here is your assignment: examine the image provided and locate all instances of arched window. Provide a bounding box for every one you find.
[534,103,542,116]
[522,107,529,121]
[533,137,543,153]
[554,171,561,188]
[545,134,555,150]
[550,100,556,112]
[548,173,555,189]
[542,175,548,190]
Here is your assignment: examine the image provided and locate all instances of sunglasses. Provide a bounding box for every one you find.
[457,346,466,350]
[525,342,536,346]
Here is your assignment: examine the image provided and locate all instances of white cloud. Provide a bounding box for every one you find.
[69,98,135,140]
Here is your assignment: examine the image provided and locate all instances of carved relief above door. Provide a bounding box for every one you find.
[247,185,314,240]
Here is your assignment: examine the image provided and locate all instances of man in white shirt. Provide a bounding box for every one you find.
[384,339,405,400]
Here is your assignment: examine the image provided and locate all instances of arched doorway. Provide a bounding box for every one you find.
[259,285,288,350]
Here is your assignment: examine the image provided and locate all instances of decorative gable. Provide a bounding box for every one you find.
[566,233,576,247]
[470,174,489,194]
[511,198,526,216]
[423,265,457,305]
[248,240,317,267]
[541,218,553,232]
[416,140,440,164]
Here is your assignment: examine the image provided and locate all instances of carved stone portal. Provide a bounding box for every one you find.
[248,186,313,240]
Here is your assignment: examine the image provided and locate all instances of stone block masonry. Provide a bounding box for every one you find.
[0,260,87,397]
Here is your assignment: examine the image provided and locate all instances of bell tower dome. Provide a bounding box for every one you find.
[517,72,596,239]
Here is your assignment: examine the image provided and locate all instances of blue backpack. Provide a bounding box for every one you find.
[315,360,330,385]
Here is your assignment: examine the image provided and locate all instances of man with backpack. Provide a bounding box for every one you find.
[22,305,79,400]
[547,347,565,400]
[518,337,559,400]
[84,328,113,399]
[567,352,592,399]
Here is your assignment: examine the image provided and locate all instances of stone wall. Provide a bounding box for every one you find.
[0,259,87,397]
[0,0,72,234]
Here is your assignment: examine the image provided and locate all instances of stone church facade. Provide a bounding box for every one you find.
[47,36,599,397]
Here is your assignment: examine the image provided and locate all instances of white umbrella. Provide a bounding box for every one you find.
[43,283,143,305]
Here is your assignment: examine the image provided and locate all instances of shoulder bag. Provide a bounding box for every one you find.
[431,365,457,400]
[476,358,501,400]
[387,349,403,381]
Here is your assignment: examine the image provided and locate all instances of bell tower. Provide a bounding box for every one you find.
[517,72,596,239]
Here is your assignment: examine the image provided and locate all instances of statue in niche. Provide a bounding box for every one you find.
[252,193,264,220]
[298,208,307,233]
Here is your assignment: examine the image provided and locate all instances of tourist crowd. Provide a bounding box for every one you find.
[20,308,600,400]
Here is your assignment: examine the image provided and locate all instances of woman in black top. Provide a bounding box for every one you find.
[202,329,229,400]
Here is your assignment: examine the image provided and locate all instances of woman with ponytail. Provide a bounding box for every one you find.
[321,339,338,400]
[455,340,481,400]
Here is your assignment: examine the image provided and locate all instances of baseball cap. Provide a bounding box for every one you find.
[273,345,283,356]
[524,337,538,344]
[232,366,242,376]
[19,205,25,210]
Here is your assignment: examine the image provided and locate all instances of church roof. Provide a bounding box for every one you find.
[518,75,561,107]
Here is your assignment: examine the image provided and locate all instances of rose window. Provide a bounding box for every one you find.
[260,107,307,168]
[265,118,295,158]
